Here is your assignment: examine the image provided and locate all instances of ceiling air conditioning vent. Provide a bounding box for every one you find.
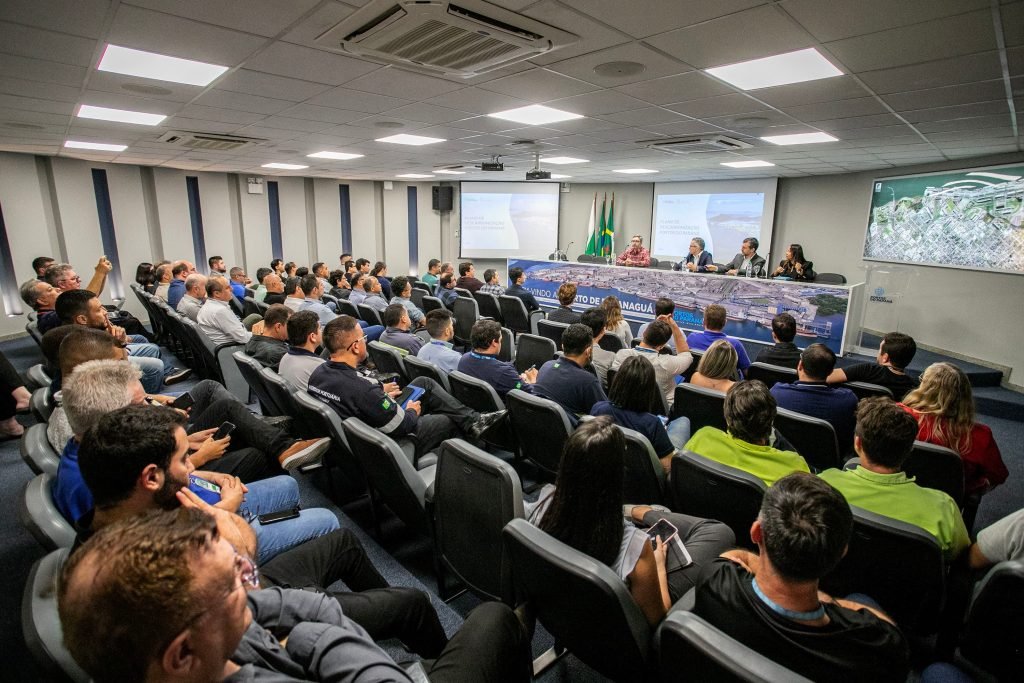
[157,132,267,151]
[639,135,753,155]
[315,0,577,78]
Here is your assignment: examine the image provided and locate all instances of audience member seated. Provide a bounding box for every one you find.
[209,255,227,276]
[421,258,441,288]
[681,236,713,272]
[547,282,582,323]
[19,277,59,323]
[166,260,194,309]
[297,274,338,325]
[252,266,271,301]
[613,318,693,408]
[283,275,307,312]
[229,266,249,298]
[278,311,324,392]
[270,258,285,276]
[151,262,172,300]
[616,234,651,267]
[528,417,734,625]
[686,304,751,374]
[353,257,370,274]
[32,255,55,280]
[370,261,393,300]
[771,343,858,453]
[437,273,460,309]
[198,277,260,345]
[827,332,919,401]
[690,339,739,393]
[0,349,29,440]
[685,381,809,486]
[693,472,909,682]
[637,297,679,351]
[327,268,350,299]
[770,243,816,281]
[417,309,462,374]
[44,256,112,297]
[480,268,506,296]
[361,276,389,314]
[534,323,606,421]
[458,319,536,397]
[601,295,633,346]
[261,272,286,305]
[455,261,484,293]
[347,272,369,307]
[308,315,502,457]
[135,261,156,291]
[312,261,331,292]
[819,397,969,560]
[591,356,689,473]
[390,275,424,327]
[176,273,207,322]
[378,303,423,355]
[60,507,531,683]
[755,312,801,369]
[899,362,1007,495]
[970,508,1024,570]
[505,266,540,312]
[244,304,291,371]
[580,307,615,389]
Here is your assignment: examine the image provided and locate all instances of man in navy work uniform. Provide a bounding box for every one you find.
[534,323,607,423]
[308,315,503,457]
[458,320,537,397]
[771,343,858,453]
[505,267,540,312]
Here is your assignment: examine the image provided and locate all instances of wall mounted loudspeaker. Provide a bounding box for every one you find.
[432,185,454,211]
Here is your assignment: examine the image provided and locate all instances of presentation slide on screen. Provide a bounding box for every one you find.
[651,179,778,263]
[864,163,1024,275]
[459,181,560,259]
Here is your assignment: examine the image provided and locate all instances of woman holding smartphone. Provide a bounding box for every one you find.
[527,417,734,624]
[771,243,816,281]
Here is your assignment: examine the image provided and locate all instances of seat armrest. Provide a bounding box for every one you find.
[669,587,696,614]
[419,464,437,492]
[417,453,438,469]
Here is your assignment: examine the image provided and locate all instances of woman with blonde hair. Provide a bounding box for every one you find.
[601,295,633,346]
[900,362,1007,495]
[690,339,739,393]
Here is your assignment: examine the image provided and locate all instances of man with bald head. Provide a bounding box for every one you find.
[261,272,287,305]
[176,273,208,322]
[167,260,196,309]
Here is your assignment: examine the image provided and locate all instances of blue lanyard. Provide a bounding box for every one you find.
[751,578,825,621]
[469,351,497,361]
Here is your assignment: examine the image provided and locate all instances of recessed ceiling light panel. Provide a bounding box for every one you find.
[64,140,127,152]
[488,105,583,125]
[77,104,166,126]
[550,174,572,179]
[761,132,838,145]
[98,44,228,87]
[721,160,775,168]
[376,134,446,146]
[613,168,659,174]
[434,169,465,174]
[540,156,588,165]
[262,163,308,170]
[307,151,364,160]
[396,173,435,178]
[705,48,842,90]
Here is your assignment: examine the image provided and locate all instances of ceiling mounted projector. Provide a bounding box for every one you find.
[526,169,551,180]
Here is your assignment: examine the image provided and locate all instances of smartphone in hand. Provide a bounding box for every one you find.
[212,421,236,440]
[171,392,195,410]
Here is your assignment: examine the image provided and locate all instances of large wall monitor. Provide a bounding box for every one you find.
[650,178,779,263]
[459,181,560,259]
[863,163,1024,275]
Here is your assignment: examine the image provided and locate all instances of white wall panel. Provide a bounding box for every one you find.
[152,168,196,264]
[237,175,272,271]
[277,177,309,264]
[0,153,53,333]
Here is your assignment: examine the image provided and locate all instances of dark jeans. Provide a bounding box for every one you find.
[639,510,736,602]
[187,379,290,482]
[259,528,449,658]
[423,602,532,683]
[408,377,479,455]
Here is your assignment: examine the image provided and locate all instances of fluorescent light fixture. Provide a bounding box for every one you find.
[488,104,583,125]
[77,104,166,126]
[307,151,364,160]
[540,156,588,165]
[262,163,308,170]
[375,134,445,146]
[64,140,127,152]
[721,160,775,168]
[550,174,572,179]
[98,44,228,87]
[396,173,435,178]
[613,168,659,174]
[705,48,842,90]
[761,132,838,145]
[434,169,465,174]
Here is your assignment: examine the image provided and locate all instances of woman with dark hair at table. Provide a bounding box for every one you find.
[527,417,734,625]
[771,244,815,281]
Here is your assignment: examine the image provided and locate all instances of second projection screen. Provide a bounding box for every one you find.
[459,181,560,259]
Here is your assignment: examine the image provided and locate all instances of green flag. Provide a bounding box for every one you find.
[601,193,615,256]
[596,193,607,256]
[584,192,598,255]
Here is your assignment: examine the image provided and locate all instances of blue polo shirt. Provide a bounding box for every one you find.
[458,351,532,397]
[168,278,186,309]
[230,281,247,299]
[52,438,91,523]
[686,330,751,372]
[590,401,674,458]
[770,381,858,452]
[534,357,606,421]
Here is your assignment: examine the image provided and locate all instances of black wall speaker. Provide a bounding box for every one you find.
[432,185,453,211]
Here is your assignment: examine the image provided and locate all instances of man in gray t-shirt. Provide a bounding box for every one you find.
[971,508,1024,569]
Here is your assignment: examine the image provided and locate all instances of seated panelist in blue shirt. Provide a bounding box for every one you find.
[680,237,714,273]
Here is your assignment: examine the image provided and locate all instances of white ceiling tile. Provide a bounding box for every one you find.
[561,0,766,39]
[543,89,648,115]
[544,42,693,87]
[782,0,989,43]
[0,20,98,67]
[520,1,630,66]
[601,107,690,126]
[258,115,335,133]
[882,80,1010,111]
[0,54,86,88]
[839,124,919,140]
[858,51,1004,93]
[380,103,476,125]
[615,72,735,105]
[342,67,464,99]
[805,113,906,131]
[108,4,266,66]
[0,0,111,39]
[216,69,332,102]
[164,117,246,135]
[782,97,890,122]
[128,0,321,38]
[195,89,297,114]
[824,10,996,73]
[1001,1,1024,47]
[917,116,1012,133]
[664,94,769,119]
[177,104,267,125]
[305,87,412,113]
[478,68,600,100]
[750,76,873,108]
[639,121,730,137]
[243,42,384,87]
[275,103,366,125]
[0,93,74,116]
[86,70,202,103]
[645,5,815,70]
[0,76,80,102]
[423,87,528,115]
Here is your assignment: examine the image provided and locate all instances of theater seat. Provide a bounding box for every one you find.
[403,355,451,392]
[22,548,91,682]
[619,426,667,507]
[29,387,53,425]
[20,423,60,476]
[745,362,798,389]
[958,560,1024,682]
[513,334,556,374]
[669,451,766,550]
[506,389,572,481]
[19,473,75,551]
